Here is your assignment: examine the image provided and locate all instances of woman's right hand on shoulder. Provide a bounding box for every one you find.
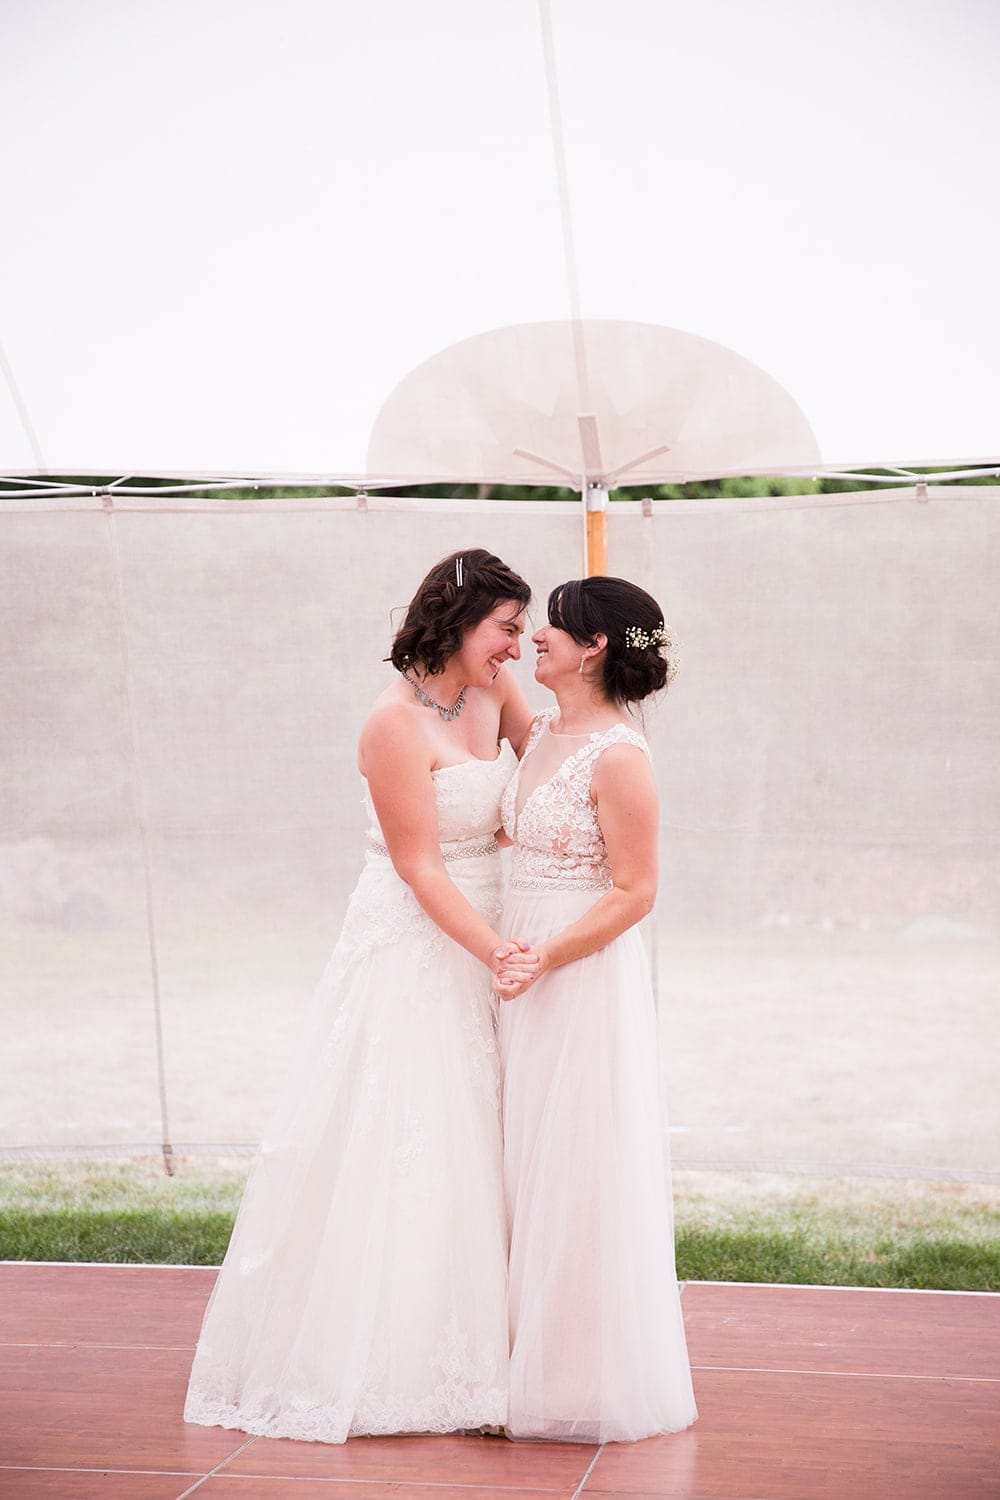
[496,675,536,758]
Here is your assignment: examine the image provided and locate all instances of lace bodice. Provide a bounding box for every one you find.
[364,740,517,847]
[501,708,650,890]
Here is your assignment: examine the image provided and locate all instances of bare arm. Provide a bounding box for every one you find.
[492,682,535,849]
[499,742,657,992]
[360,702,536,978]
[497,669,535,756]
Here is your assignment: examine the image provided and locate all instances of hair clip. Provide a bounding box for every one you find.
[455,556,464,588]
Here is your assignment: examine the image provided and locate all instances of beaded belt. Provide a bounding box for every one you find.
[367,835,499,861]
[510,872,612,892]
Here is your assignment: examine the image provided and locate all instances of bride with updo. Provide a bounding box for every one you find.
[496,576,698,1444]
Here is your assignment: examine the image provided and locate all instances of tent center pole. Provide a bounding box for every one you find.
[585,483,609,576]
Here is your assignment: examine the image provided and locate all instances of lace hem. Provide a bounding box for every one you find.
[184,1390,507,1444]
[185,1320,507,1445]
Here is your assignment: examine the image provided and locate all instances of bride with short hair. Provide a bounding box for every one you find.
[185,548,536,1443]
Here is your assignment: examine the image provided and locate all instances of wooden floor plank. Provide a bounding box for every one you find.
[0,1474,194,1500]
[2,1266,998,1499]
[220,1432,595,1489]
[0,1344,245,1473]
[198,1482,577,1499]
[586,1367,1000,1498]
[683,1281,1000,1380]
[0,1264,215,1350]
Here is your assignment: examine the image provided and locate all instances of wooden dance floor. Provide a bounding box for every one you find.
[0,1265,997,1499]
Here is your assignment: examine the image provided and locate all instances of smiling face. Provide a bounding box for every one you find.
[531,621,584,686]
[455,601,526,687]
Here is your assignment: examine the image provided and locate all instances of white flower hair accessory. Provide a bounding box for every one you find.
[623,623,680,681]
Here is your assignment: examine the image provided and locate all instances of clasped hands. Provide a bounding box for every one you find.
[490,939,545,1000]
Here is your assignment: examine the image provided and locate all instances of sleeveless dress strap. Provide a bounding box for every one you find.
[584,722,651,767]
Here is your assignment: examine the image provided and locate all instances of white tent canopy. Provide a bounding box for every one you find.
[2,0,998,481]
[1,3,998,1178]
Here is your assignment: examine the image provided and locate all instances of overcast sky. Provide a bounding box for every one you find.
[1,0,998,478]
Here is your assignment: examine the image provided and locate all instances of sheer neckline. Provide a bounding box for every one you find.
[509,714,648,828]
[515,721,612,824]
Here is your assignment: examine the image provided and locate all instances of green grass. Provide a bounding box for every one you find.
[0,1210,237,1266]
[0,1158,246,1265]
[676,1226,998,1291]
[1,1160,998,1291]
[673,1171,1000,1291]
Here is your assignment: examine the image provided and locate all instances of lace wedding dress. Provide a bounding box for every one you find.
[499,710,697,1443]
[184,745,515,1443]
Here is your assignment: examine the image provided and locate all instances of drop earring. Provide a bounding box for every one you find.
[578,654,587,675]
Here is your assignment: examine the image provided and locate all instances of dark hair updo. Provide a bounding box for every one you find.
[389,549,531,676]
[548,576,678,706]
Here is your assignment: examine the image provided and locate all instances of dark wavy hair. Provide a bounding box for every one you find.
[389,550,532,676]
[548,576,675,706]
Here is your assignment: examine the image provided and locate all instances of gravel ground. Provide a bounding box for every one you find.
[2,919,997,1183]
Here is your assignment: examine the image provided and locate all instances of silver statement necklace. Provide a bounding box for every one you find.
[402,669,468,721]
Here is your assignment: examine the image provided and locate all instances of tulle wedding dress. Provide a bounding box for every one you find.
[184,744,516,1443]
[499,709,697,1443]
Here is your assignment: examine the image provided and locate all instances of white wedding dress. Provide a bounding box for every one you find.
[184,744,516,1443]
[499,710,697,1443]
